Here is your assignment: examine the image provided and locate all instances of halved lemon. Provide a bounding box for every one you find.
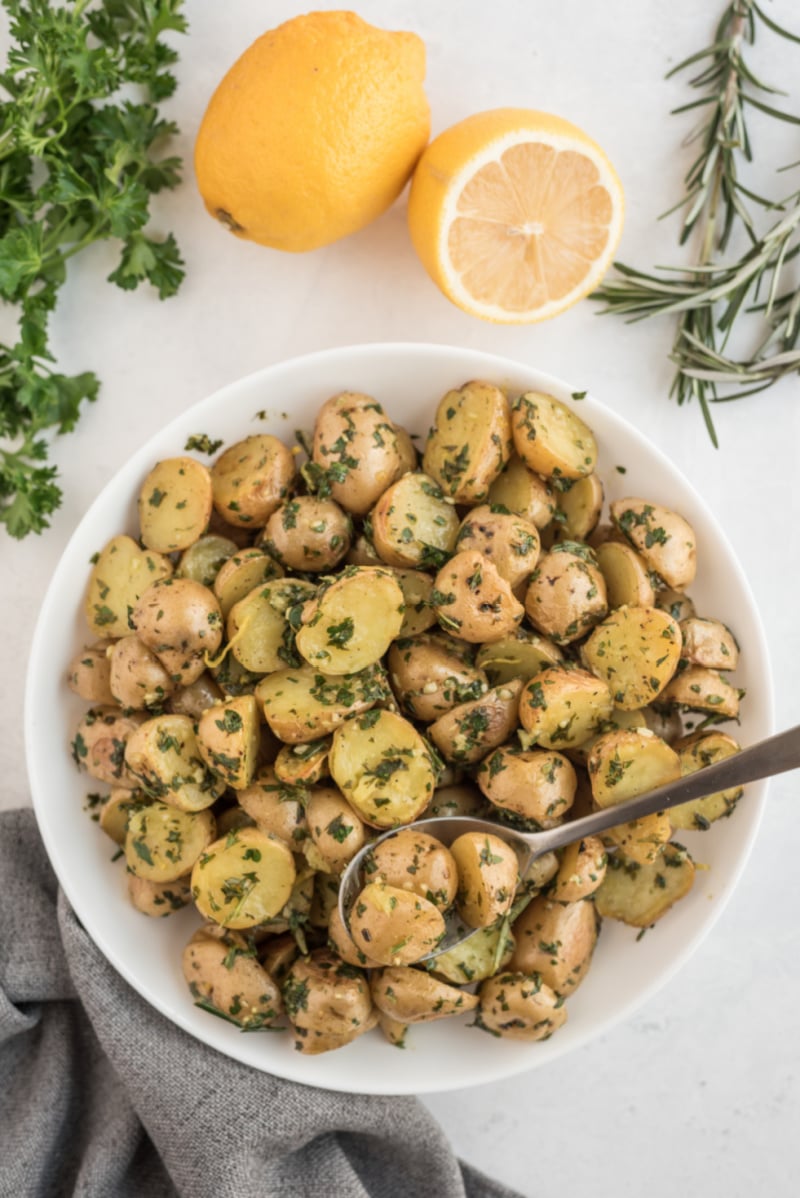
[407,108,624,323]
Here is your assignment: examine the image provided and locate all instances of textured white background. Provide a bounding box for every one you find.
[2,2,799,1194]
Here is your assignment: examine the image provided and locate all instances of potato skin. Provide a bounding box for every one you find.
[428,680,523,765]
[477,746,576,827]
[478,972,567,1041]
[72,706,145,787]
[108,635,175,710]
[281,948,372,1040]
[611,498,697,590]
[519,667,614,751]
[262,496,352,572]
[509,896,599,994]
[84,534,172,639]
[432,551,524,644]
[550,836,607,902]
[370,472,460,569]
[511,392,597,480]
[348,883,446,965]
[388,632,487,722]
[67,640,115,704]
[182,927,282,1028]
[196,695,261,791]
[455,505,540,591]
[524,545,607,644]
[450,832,519,929]
[129,874,192,917]
[133,578,223,661]
[371,967,479,1022]
[364,829,458,911]
[422,380,512,503]
[305,786,366,874]
[211,434,296,527]
[312,392,403,516]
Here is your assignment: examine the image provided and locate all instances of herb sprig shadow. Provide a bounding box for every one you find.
[593,0,800,446]
[0,0,187,538]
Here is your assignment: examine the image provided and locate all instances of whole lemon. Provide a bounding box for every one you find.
[194,11,430,253]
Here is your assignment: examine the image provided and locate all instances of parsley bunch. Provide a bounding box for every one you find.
[0,0,187,538]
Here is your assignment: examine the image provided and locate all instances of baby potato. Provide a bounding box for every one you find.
[389,568,437,637]
[510,896,599,994]
[128,874,192,917]
[328,904,384,969]
[282,948,373,1049]
[124,713,227,812]
[388,632,487,722]
[370,472,460,569]
[213,548,284,617]
[108,635,175,710]
[237,768,308,845]
[581,605,682,710]
[610,498,697,590]
[196,695,261,790]
[595,540,656,609]
[656,665,741,719]
[328,709,437,828]
[255,663,390,744]
[432,550,524,643]
[273,738,330,787]
[377,1013,409,1048]
[587,728,682,809]
[226,578,315,674]
[422,380,512,503]
[364,829,458,911]
[565,706,649,769]
[262,496,352,572]
[182,927,282,1029]
[67,640,115,705]
[511,391,597,480]
[670,729,743,830]
[519,667,614,751]
[348,882,446,965]
[550,836,608,902]
[85,534,172,639]
[168,672,224,719]
[594,842,695,927]
[132,577,223,662]
[477,746,577,827]
[211,434,296,527]
[176,534,238,587]
[394,422,419,474]
[425,783,488,819]
[306,786,366,874]
[191,827,296,929]
[72,706,145,787]
[523,544,607,644]
[487,453,556,528]
[478,972,567,1041]
[455,505,541,591]
[430,922,516,986]
[475,628,563,686]
[371,967,479,1022]
[679,617,740,671]
[295,567,404,675]
[450,831,519,929]
[555,473,604,542]
[428,680,523,765]
[126,800,216,883]
[311,392,404,516]
[138,457,213,553]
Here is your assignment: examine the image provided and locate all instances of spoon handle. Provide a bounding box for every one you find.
[529,722,800,858]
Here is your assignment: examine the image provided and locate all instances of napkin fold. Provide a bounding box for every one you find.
[0,809,523,1198]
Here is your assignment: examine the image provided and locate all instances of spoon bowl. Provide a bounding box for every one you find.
[339,723,800,962]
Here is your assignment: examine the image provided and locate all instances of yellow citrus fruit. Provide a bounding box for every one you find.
[194,11,430,253]
[407,108,624,322]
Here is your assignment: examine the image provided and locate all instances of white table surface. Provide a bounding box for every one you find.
[3,2,799,1194]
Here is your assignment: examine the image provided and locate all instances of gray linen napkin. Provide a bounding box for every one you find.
[0,809,523,1198]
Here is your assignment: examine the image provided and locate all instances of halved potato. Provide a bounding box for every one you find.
[430,922,515,985]
[432,551,524,643]
[581,605,682,710]
[72,706,145,787]
[370,472,460,569]
[273,738,330,787]
[124,713,226,812]
[519,667,614,750]
[371,967,479,1022]
[656,589,696,624]
[524,545,607,644]
[509,896,599,994]
[213,549,284,617]
[85,535,172,639]
[348,883,446,965]
[125,800,215,883]
[388,632,487,722]
[237,767,308,844]
[311,392,403,516]
[422,380,512,503]
[390,568,437,637]
[450,831,519,928]
[478,972,567,1041]
[226,578,315,674]
[138,457,213,553]
[196,695,261,790]
[67,640,115,705]
[262,495,352,573]
[477,746,576,827]
[656,665,741,719]
[428,680,523,765]
[305,786,366,874]
[364,829,458,911]
[295,567,404,675]
[211,434,296,527]
[670,730,743,830]
[255,663,390,744]
[511,391,597,480]
[176,534,238,586]
[182,927,282,1028]
[129,874,192,917]
[108,635,174,710]
[594,842,695,927]
[587,728,681,809]
[679,617,739,671]
[328,709,437,827]
[555,473,604,541]
[455,505,540,591]
[191,827,296,929]
[595,541,656,609]
[475,628,563,686]
[610,498,697,590]
[550,836,608,902]
[486,453,556,528]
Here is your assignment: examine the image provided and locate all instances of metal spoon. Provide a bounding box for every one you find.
[339,722,800,961]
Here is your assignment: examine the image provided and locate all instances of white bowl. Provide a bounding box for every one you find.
[25,343,772,1095]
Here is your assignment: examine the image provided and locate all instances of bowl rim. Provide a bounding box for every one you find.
[24,341,774,1094]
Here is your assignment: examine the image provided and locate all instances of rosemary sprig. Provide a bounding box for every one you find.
[594,1,800,445]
